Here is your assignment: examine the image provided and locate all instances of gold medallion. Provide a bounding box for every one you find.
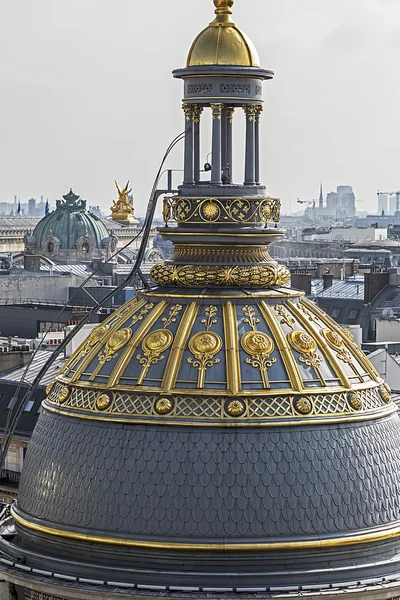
[293,397,312,415]
[225,399,246,417]
[288,330,316,354]
[96,394,112,411]
[58,387,70,404]
[241,331,274,356]
[155,398,174,415]
[347,392,362,411]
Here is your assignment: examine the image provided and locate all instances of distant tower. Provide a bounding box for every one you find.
[319,181,324,209]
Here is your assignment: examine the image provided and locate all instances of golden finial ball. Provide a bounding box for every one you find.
[214,0,234,12]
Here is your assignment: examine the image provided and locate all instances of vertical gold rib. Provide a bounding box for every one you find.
[107,301,168,388]
[70,297,147,383]
[302,298,379,383]
[223,301,241,395]
[286,300,352,389]
[259,301,303,392]
[162,302,199,392]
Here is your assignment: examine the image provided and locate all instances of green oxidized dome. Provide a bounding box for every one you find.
[31,189,109,250]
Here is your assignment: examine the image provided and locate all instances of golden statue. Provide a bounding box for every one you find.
[111,180,135,222]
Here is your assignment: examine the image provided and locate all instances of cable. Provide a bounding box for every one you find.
[0,221,147,448]
[0,131,185,472]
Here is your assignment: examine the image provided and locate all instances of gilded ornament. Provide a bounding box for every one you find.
[242,104,257,122]
[380,385,391,404]
[293,397,313,415]
[182,104,192,121]
[322,327,360,377]
[58,387,70,404]
[136,329,174,385]
[241,331,273,356]
[143,329,173,354]
[98,327,132,365]
[347,392,362,411]
[241,306,276,388]
[288,330,323,377]
[192,104,203,124]
[96,394,112,411]
[226,106,235,124]
[162,195,280,226]
[189,331,222,355]
[322,329,344,350]
[46,383,53,396]
[288,331,316,354]
[210,103,224,120]
[150,263,290,288]
[188,306,222,388]
[225,399,246,417]
[385,383,391,394]
[111,181,134,222]
[254,104,263,122]
[47,387,391,423]
[155,397,174,415]
[274,304,296,330]
[202,201,220,221]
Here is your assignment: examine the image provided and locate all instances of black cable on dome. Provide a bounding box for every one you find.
[0,130,185,472]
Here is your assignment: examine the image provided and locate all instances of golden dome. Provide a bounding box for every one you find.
[47,291,390,428]
[187,0,260,67]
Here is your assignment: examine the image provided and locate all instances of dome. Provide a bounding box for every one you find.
[187,0,260,67]
[3,1,400,597]
[10,286,400,589]
[29,189,109,251]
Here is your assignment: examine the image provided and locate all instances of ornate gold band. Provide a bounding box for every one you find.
[44,381,394,426]
[150,263,291,287]
[171,244,273,264]
[11,506,400,551]
[162,195,280,226]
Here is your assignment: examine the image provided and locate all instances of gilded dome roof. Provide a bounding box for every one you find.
[48,292,387,423]
[187,0,260,67]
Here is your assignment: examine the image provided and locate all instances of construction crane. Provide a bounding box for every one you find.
[377,190,400,213]
[297,199,317,208]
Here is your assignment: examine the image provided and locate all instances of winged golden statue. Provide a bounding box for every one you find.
[111,180,134,222]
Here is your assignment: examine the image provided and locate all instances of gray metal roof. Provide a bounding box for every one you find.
[0,350,66,388]
[40,263,94,278]
[311,278,365,299]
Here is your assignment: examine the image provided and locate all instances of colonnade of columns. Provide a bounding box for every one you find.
[183,102,263,186]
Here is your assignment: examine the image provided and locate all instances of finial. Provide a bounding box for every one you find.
[212,0,234,23]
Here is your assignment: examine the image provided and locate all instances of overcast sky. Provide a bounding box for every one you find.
[1,0,400,216]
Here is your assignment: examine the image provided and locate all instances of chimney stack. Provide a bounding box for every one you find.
[322,272,333,290]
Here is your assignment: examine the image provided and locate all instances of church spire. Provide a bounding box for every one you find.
[319,181,324,208]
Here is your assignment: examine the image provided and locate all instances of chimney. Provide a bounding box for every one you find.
[291,272,312,295]
[364,269,389,304]
[322,273,333,290]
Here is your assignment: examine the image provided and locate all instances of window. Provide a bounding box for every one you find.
[7,397,16,410]
[82,241,90,254]
[24,400,35,412]
[349,309,359,320]
[332,308,341,319]
[47,241,54,253]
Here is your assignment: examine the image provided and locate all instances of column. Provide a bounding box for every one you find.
[210,103,223,185]
[226,106,235,183]
[254,105,263,185]
[183,104,194,185]
[192,104,203,184]
[243,104,256,185]
[221,106,227,180]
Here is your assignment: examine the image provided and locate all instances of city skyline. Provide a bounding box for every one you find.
[1,0,399,215]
